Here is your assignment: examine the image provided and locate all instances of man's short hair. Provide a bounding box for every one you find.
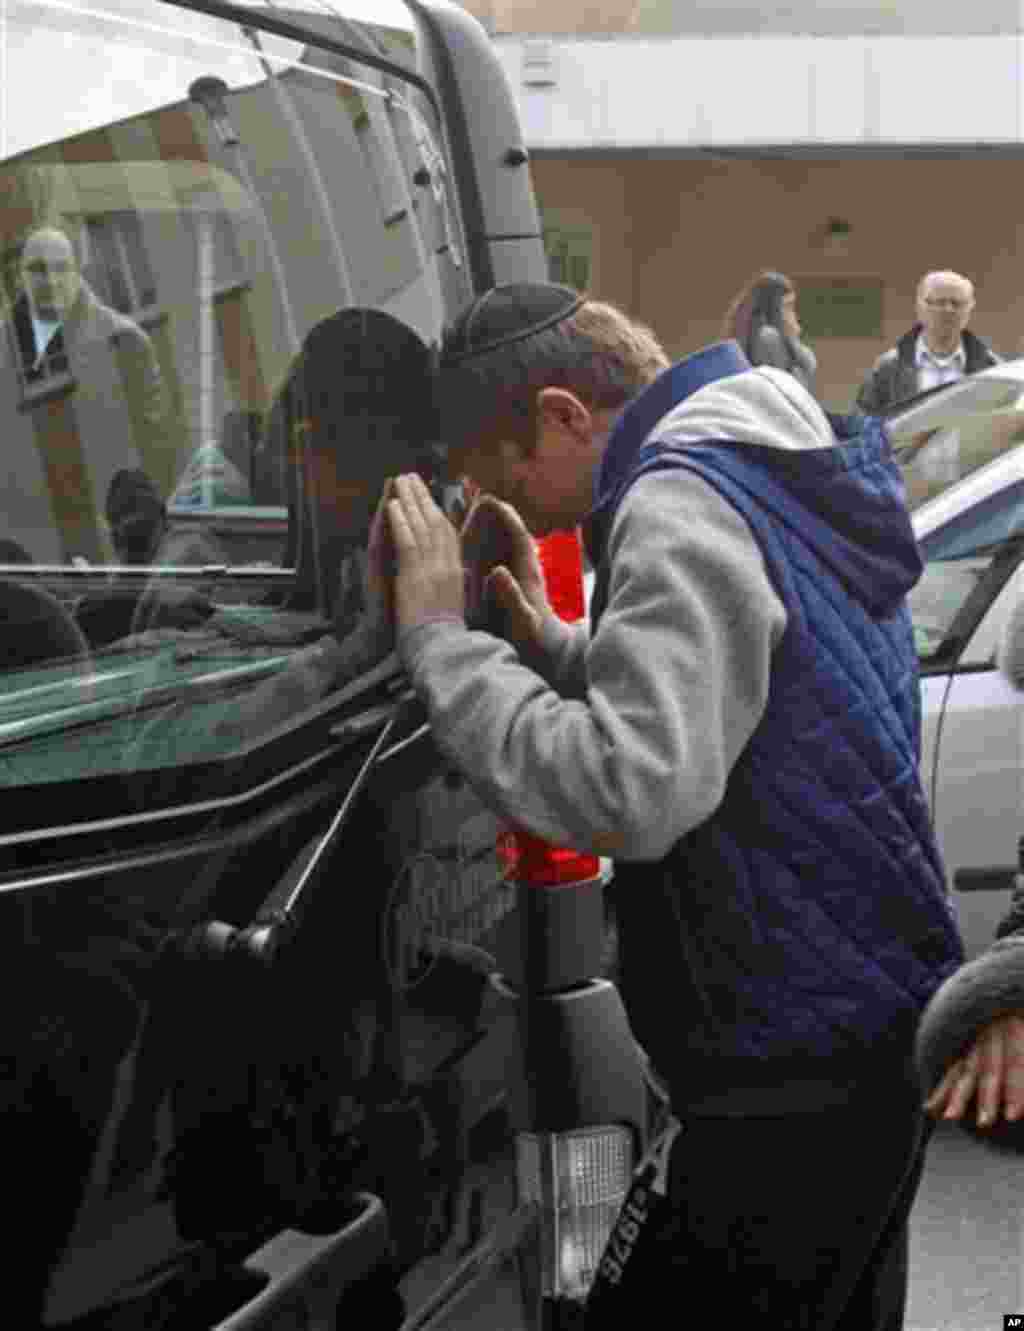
[916,270,975,304]
[438,289,668,467]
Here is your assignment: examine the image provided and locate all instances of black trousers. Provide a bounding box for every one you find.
[589,1087,930,1331]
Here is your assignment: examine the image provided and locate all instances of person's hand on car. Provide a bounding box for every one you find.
[387,472,465,635]
[924,1012,1024,1126]
[460,492,552,658]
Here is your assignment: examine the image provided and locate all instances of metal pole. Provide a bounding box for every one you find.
[196,209,216,509]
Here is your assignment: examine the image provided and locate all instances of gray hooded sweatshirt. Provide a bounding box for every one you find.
[396,367,838,862]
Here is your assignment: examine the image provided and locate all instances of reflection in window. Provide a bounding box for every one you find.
[337,79,408,229]
[909,481,1024,660]
[0,0,462,795]
[83,212,158,314]
[543,217,592,291]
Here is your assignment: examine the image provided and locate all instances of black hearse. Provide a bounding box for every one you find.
[0,2,652,1324]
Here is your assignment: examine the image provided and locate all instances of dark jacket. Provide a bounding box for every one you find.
[856,324,1000,415]
[591,342,965,1115]
[748,324,817,394]
[2,286,166,435]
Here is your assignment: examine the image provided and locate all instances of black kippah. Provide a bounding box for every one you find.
[441,282,585,366]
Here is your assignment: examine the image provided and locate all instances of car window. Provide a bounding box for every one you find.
[899,411,1024,511]
[0,0,468,811]
[909,480,1024,661]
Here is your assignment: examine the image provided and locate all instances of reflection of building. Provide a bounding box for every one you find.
[0,30,455,563]
[459,0,1024,408]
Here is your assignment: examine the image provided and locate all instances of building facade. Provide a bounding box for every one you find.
[460,0,1024,410]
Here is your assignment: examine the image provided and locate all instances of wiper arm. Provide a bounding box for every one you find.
[169,693,424,966]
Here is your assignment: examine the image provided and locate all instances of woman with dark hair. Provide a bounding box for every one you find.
[723,270,817,393]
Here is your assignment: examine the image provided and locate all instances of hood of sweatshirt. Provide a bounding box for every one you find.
[589,340,921,617]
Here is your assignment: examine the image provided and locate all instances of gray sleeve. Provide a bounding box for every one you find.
[526,612,590,699]
[398,469,787,861]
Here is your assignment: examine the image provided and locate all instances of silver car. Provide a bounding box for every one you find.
[888,363,1024,958]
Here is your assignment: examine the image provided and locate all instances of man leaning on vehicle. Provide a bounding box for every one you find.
[379,282,966,1330]
[855,269,1000,415]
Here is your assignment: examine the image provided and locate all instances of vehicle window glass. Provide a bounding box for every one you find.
[0,0,468,805]
[909,480,1024,660]
[899,412,1024,510]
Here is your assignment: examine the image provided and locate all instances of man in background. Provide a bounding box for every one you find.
[3,225,166,437]
[856,269,1000,415]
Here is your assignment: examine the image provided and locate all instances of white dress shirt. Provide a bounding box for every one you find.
[30,314,61,368]
[914,335,966,393]
[914,336,966,485]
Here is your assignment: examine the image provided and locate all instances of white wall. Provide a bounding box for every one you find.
[496,33,1024,149]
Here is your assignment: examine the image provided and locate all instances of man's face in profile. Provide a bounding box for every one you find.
[21,229,80,321]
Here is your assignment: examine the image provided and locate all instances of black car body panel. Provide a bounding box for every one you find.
[0,1,547,1324]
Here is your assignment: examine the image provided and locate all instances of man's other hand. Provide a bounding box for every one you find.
[924,1013,1024,1126]
[387,473,465,634]
[461,494,551,656]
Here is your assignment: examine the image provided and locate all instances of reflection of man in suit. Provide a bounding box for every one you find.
[6,227,166,434]
[15,227,79,380]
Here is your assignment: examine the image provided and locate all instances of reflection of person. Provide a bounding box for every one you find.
[723,269,816,393]
[856,270,1000,415]
[76,469,226,646]
[270,307,437,628]
[106,468,167,564]
[146,308,438,754]
[1,226,166,436]
[383,283,965,1328]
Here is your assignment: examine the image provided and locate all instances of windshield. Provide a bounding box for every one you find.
[0,0,469,806]
[908,475,1024,661]
[894,390,1024,512]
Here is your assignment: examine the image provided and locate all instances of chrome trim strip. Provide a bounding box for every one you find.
[0,657,406,851]
[0,713,432,894]
[0,739,337,855]
[0,656,293,750]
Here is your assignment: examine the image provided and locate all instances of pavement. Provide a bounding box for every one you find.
[403,1116,1024,1330]
[907,1119,1024,1331]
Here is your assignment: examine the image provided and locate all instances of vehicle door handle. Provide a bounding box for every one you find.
[953,866,1017,893]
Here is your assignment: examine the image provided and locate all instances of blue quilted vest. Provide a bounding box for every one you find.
[588,344,965,1114]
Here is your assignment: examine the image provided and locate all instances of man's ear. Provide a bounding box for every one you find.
[536,386,591,443]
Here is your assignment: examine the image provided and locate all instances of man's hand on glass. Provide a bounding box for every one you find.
[924,1013,1024,1126]
[460,492,552,656]
[386,472,466,635]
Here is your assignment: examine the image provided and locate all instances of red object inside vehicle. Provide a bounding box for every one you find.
[501,527,600,887]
